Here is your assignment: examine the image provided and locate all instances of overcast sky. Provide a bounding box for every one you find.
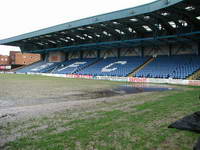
[0,0,154,55]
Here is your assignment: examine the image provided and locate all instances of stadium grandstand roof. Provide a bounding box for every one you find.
[0,0,200,53]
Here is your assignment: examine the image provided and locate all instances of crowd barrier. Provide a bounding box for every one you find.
[2,72,200,86]
[0,66,11,70]
[40,73,200,86]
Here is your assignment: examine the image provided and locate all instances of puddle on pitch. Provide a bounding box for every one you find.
[0,84,178,109]
[113,84,175,94]
[70,84,177,100]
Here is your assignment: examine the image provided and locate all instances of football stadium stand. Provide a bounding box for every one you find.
[53,58,99,74]
[16,61,60,73]
[188,69,200,80]
[15,54,200,79]
[16,61,44,73]
[0,0,200,82]
[76,56,149,77]
[135,55,200,79]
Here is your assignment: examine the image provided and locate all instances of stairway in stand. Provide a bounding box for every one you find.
[187,69,200,80]
[128,57,155,77]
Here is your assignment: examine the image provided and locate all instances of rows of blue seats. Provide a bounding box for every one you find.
[16,55,200,80]
[19,62,60,73]
[76,56,149,77]
[53,58,98,74]
[16,58,97,74]
[36,62,61,73]
[135,55,200,79]
[16,61,47,73]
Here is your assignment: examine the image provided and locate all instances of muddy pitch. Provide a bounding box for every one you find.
[0,81,177,124]
[0,75,183,148]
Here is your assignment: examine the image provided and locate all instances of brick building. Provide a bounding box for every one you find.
[0,51,41,71]
[10,51,41,65]
[0,55,10,65]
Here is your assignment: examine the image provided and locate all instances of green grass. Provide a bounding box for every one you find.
[0,74,200,150]
[4,88,200,149]
[0,73,123,92]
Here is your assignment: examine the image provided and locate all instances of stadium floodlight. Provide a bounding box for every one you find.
[48,40,56,44]
[95,34,101,37]
[185,6,195,11]
[144,16,150,20]
[130,18,138,22]
[128,27,136,33]
[45,35,52,37]
[168,21,176,28]
[196,16,200,20]
[76,35,85,40]
[37,43,44,46]
[103,31,107,35]
[60,31,66,34]
[155,24,163,30]
[143,25,152,32]
[77,28,85,31]
[113,22,119,25]
[88,36,93,39]
[161,12,170,16]
[86,26,93,29]
[178,20,188,27]
[115,29,121,33]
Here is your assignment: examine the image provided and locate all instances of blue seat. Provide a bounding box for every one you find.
[53,58,98,74]
[135,55,200,79]
[76,56,149,77]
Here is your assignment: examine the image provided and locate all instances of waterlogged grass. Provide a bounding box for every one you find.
[4,87,200,150]
[0,73,121,85]
[0,74,122,93]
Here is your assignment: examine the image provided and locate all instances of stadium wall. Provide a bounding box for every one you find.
[46,42,198,62]
[68,51,80,60]
[83,50,97,58]
[11,72,199,86]
[13,53,41,65]
[48,51,66,62]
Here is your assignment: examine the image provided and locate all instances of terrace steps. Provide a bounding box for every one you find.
[50,65,61,73]
[128,57,155,77]
[187,69,200,80]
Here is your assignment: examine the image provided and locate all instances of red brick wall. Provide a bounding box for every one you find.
[48,52,66,62]
[9,51,41,65]
[0,55,10,65]
[14,53,41,65]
